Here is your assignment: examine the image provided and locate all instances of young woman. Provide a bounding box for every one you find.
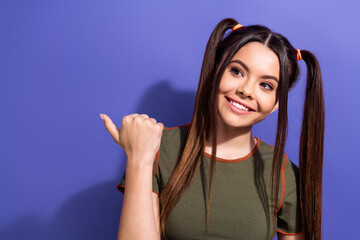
[100,18,324,240]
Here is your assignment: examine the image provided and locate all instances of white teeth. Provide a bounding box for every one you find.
[230,100,249,111]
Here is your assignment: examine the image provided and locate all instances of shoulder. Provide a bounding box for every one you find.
[256,138,277,158]
[161,123,190,148]
[162,123,190,137]
[155,123,190,182]
[256,138,299,179]
[256,138,289,164]
[158,123,190,162]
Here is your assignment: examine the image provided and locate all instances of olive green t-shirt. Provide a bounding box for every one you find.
[117,124,301,239]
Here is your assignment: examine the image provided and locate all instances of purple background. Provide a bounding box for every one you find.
[1,0,359,239]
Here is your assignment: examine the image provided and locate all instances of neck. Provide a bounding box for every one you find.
[205,123,257,160]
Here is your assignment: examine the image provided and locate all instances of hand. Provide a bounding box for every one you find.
[100,113,164,165]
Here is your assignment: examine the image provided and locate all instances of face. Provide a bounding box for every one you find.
[216,41,280,130]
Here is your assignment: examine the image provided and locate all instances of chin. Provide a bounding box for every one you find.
[218,116,254,130]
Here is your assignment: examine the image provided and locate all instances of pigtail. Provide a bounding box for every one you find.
[200,18,240,233]
[299,50,325,240]
[271,49,290,238]
[158,18,238,239]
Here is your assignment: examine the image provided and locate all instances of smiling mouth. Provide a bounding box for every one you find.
[225,97,255,112]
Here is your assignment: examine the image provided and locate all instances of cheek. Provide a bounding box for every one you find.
[218,77,237,94]
[218,80,228,93]
[257,93,277,112]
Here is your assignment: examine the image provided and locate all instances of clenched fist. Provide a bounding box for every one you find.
[100,113,164,167]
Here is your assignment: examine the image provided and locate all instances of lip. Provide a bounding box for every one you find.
[225,97,255,112]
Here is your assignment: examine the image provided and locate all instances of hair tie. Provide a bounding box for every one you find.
[296,49,302,61]
[232,24,243,31]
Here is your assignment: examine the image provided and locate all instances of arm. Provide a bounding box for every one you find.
[153,192,161,235]
[117,161,160,240]
[277,232,304,240]
[100,113,162,240]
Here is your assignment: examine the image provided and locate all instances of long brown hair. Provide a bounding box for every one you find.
[159,18,324,240]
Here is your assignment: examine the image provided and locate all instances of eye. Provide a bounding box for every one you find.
[260,82,274,90]
[230,67,244,77]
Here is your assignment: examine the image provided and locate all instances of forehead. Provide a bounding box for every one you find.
[231,42,280,78]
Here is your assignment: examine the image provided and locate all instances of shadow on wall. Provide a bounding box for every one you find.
[136,81,196,127]
[0,81,196,240]
[0,181,123,240]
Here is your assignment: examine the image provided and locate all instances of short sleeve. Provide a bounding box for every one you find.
[116,151,160,196]
[276,158,302,235]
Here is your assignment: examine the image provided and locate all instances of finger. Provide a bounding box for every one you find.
[138,114,150,119]
[101,114,121,142]
[146,118,157,124]
[128,113,139,118]
[156,122,164,131]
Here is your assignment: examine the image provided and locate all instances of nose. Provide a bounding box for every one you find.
[236,79,254,100]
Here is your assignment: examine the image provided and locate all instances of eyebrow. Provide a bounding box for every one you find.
[229,59,279,83]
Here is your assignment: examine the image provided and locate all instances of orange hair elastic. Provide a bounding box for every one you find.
[232,24,243,31]
[296,49,302,61]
